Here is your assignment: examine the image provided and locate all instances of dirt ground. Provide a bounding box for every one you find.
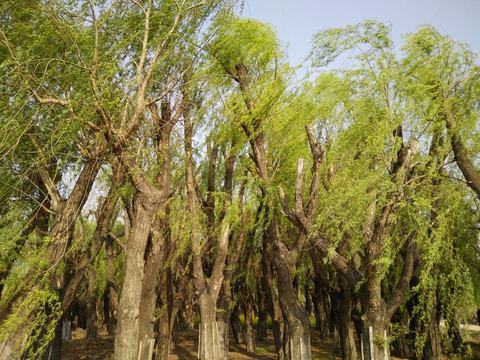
[61,328,339,360]
[61,326,480,360]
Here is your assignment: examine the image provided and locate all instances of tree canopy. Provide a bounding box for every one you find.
[0,2,479,360]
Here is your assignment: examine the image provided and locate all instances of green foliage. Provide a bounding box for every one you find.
[0,275,61,359]
[310,20,394,68]
[209,15,284,75]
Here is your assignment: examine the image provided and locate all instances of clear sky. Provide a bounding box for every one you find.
[240,0,480,67]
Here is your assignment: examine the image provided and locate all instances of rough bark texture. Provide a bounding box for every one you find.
[243,289,256,353]
[113,185,162,360]
[230,306,245,345]
[85,269,98,340]
[255,278,268,341]
[337,279,358,360]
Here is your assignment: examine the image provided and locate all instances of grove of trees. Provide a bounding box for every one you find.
[1,1,479,360]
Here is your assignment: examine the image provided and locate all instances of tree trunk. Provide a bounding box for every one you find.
[359,301,390,360]
[0,157,102,360]
[216,284,233,357]
[256,280,268,341]
[42,315,63,360]
[392,330,411,359]
[230,305,245,344]
[85,269,98,339]
[137,229,166,346]
[197,294,224,360]
[336,280,358,360]
[261,242,285,358]
[156,299,171,360]
[243,290,256,353]
[273,244,312,360]
[422,306,441,360]
[104,232,121,337]
[114,189,161,360]
[176,283,195,331]
[104,284,117,337]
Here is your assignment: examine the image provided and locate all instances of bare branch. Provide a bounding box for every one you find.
[31,91,68,106]
[25,133,63,211]
[109,232,126,253]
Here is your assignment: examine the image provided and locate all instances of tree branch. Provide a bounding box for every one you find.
[25,133,63,212]
[386,230,416,321]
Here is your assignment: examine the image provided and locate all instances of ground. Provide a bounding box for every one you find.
[61,325,480,360]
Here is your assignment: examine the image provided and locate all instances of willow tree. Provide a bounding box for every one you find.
[402,26,480,202]
[401,25,480,357]
[1,1,236,359]
[306,21,478,360]
[208,15,326,359]
[0,1,107,358]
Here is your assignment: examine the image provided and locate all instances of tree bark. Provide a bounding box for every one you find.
[256,279,268,341]
[243,289,256,353]
[230,305,245,344]
[114,187,161,360]
[337,277,358,360]
[261,240,285,358]
[85,269,98,339]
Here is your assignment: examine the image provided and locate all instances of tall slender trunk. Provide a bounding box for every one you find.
[256,278,268,341]
[85,269,98,339]
[230,305,245,344]
[261,240,285,358]
[243,287,256,353]
[337,279,358,360]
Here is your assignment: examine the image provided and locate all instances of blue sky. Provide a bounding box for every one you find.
[240,0,480,67]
